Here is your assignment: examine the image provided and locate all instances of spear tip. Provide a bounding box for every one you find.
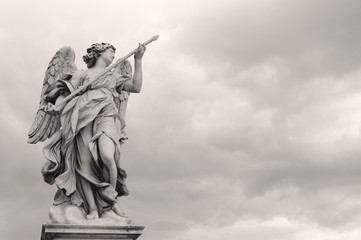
[152,35,160,41]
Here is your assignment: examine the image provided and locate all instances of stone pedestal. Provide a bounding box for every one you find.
[41,224,144,240]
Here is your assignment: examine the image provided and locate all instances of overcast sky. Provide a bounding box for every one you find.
[2,0,361,239]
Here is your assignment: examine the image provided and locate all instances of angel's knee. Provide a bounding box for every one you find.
[98,135,116,168]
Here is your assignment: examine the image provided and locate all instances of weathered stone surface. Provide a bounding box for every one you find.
[48,203,131,225]
[29,36,158,222]
[41,224,144,240]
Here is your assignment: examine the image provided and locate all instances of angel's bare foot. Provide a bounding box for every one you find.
[86,209,99,220]
[113,204,127,217]
[101,209,123,220]
[101,208,131,224]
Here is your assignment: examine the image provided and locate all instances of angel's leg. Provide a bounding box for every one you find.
[98,134,117,188]
[103,168,110,183]
[81,177,99,220]
[98,134,128,219]
[79,124,99,220]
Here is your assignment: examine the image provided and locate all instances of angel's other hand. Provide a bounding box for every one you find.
[40,102,52,111]
[134,43,146,60]
[42,102,59,115]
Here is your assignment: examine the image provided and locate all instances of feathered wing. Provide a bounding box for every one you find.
[114,60,132,120]
[28,47,77,144]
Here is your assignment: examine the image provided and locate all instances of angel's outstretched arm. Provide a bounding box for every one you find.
[123,44,146,93]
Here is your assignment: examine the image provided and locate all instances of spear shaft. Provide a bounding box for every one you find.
[52,35,159,111]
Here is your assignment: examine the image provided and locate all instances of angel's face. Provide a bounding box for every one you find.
[99,48,115,66]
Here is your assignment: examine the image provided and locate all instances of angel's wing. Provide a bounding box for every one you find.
[28,47,77,144]
[114,60,132,120]
[115,59,132,79]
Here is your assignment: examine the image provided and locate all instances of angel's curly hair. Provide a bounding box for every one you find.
[83,42,116,68]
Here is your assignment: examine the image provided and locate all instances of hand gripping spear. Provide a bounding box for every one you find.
[50,35,159,112]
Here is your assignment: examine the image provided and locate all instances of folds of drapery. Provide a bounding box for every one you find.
[42,82,129,214]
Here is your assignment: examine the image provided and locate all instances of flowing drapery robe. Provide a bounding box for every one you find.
[42,71,131,215]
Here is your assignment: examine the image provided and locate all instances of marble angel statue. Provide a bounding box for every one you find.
[28,36,158,224]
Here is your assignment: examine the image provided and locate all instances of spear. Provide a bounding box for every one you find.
[50,35,159,112]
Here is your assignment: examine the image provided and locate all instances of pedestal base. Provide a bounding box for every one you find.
[41,224,144,240]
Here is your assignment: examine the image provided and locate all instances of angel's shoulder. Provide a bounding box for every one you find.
[65,70,86,89]
[67,69,86,81]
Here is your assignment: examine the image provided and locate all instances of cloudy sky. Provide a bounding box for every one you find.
[2,0,361,239]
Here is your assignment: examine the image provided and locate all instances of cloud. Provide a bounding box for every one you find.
[179,216,361,240]
[168,0,361,79]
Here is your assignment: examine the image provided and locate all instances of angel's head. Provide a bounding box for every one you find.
[83,42,116,68]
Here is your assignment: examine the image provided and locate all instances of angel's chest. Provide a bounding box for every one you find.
[81,72,116,88]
